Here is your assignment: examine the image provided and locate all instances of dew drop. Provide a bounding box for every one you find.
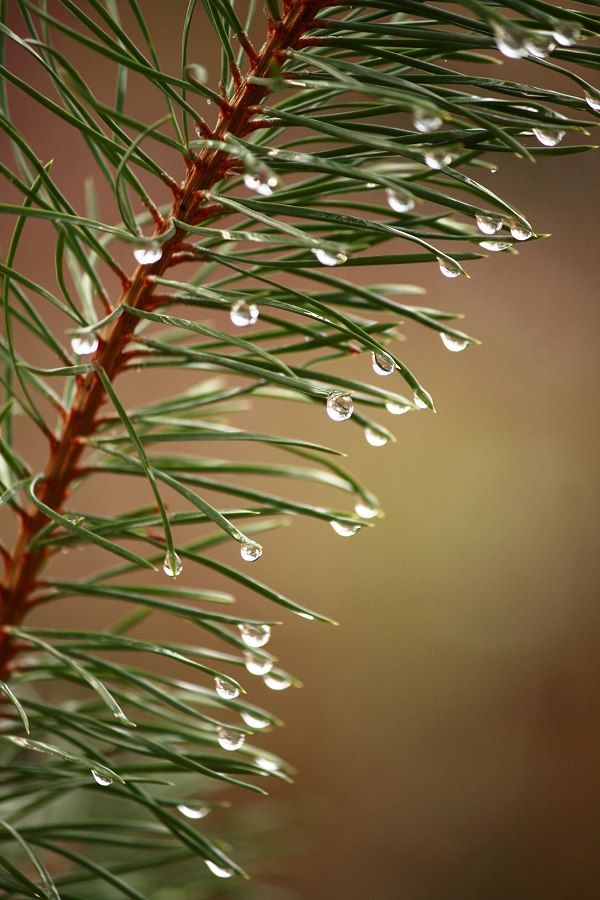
[221,230,233,241]
[479,240,512,252]
[533,127,565,147]
[230,299,259,327]
[70,334,99,356]
[413,392,429,410]
[312,248,348,267]
[240,542,262,562]
[438,257,461,278]
[178,803,209,820]
[215,677,240,700]
[297,612,315,620]
[424,148,453,170]
[493,22,528,59]
[326,392,354,422]
[133,240,162,265]
[241,711,270,729]
[413,108,443,133]
[552,21,581,46]
[509,220,532,241]
[475,214,503,235]
[243,164,279,196]
[524,34,556,58]
[244,652,273,676]
[441,333,469,352]
[205,860,234,878]
[263,673,292,691]
[585,91,600,112]
[386,188,415,214]
[385,400,410,415]
[364,428,388,447]
[239,623,271,649]
[354,499,379,519]
[217,727,245,751]
[371,350,394,376]
[255,757,279,772]
[330,520,360,537]
[163,552,183,578]
[91,769,113,787]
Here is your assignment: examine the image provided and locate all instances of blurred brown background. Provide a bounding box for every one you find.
[2,4,600,898]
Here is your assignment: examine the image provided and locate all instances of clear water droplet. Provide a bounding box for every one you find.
[133,240,162,265]
[441,333,469,352]
[326,392,353,422]
[243,164,279,196]
[194,122,204,139]
[479,240,512,252]
[493,22,528,58]
[238,623,271,649]
[221,230,233,241]
[524,34,556,58]
[313,248,348,267]
[354,499,378,519]
[297,612,315,620]
[240,542,262,562]
[163,552,182,578]
[438,257,461,278]
[330,520,360,537]
[475,214,503,235]
[230,299,259,327]
[385,401,410,415]
[205,860,234,878]
[413,392,429,410]
[413,108,443,133]
[244,652,273,676]
[178,803,209,820]
[533,127,565,147]
[386,187,415,213]
[70,334,99,356]
[215,677,240,700]
[424,148,453,170]
[91,769,112,787]
[585,91,600,112]
[241,710,270,729]
[263,673,292,691]
[552,21,580,46]
[255,756,279,772]
[371,350,394,376]
[364,428,388,447]
[217,727,245,751]
[508,220,531,241]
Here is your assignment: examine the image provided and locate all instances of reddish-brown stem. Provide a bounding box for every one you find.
[0,0,321,684]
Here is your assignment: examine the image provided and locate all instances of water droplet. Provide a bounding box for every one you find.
[364,428,388,447]
[91,769,112,787]
[354,499,379,519]
[194,122,204,139]
[524,33,556,58]
[371,350,394,376]
[326,392,353,422]
[238,623,271,649]
[241,710,270,729]
[385,401,410,415]
[217,727,245,751]
[163,552,183,578]
[533,127,565,147]
[584,91,600,112]
[244,652,273,676]
[493,22,528,58]
[221,230,233,241]
[475,214,503,235]
[297,612,315,620]
[386,187,415,214]
[240,542,262,562]
[178,803,209,819]
[230,299,259,327]
[438,258,461,278]
[133,240,162,265]
[413,108,443,133]
[424,148,453,170]
[441,333,469,352]
[267,148,280,157]
[215,677,240,700]
[413,392,429,410]
[70,334,98,356]
[552,21,580,46]
[330,520,360,537]
[509,220,532,241]
[243,164,279,196]
[479,240,512,252]
[255,756,279,772]
[205,860,234,878]
[312,248,348,267]
[263,673,292,691]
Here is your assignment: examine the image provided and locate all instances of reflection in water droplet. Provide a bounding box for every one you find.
[205,860,234,878]
[438,258,461,278]
[509,220,532,241]
[371,350,394,376]
[92,769,113,787]
[330,521,360,537]
[313,248,348,267]
[533,127,565,147]
[354,499,378,519]
[413,108,442,133]
[230,299,259,327]
[240,542,262,562]
[441,333,469,352]
[386,188,415,213]
[493,22,528,58]
[475,214,503,235]
[133,240,162,265]
[239,623,271,649]
[241,711,270,729]
[178,803,210,820]
[524,34,556,57]
[364,428,388,447]
[243,164,279,196]
[479,240,512,252]
[585,91,600,112]
[326,392,353,422]
[552,21,580,46]
[413,392,429,410]
[215,677,240,700]
[385,401,410,415]
[217,727,245,751]
[163,552,182,578]
[424,148,453,170]
[263,673,292,691]
[71,334,99,356]
[244,652,273,676]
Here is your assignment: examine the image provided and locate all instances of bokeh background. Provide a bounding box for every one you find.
[2,4,600,898]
